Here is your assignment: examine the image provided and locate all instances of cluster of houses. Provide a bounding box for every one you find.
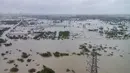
[0,18,70,40]
[0,18,130,40]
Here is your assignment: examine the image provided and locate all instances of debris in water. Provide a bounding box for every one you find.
[120,55,123,57]
[4,69,8,71]
[3,57,8,60]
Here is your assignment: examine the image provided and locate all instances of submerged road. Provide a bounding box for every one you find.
[1,20,22,41]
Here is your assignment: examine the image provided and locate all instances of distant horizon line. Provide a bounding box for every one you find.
[0,13,130,16]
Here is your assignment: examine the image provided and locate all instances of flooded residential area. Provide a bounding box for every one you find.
[1,1,130,73]
[0,14,130,73]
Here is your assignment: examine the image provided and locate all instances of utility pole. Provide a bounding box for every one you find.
[86,49,98,73]
[91,49,98,73]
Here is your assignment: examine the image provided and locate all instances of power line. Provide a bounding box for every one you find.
[85,50,98,73]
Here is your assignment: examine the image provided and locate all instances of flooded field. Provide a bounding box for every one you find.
[0,15,130,73]
[0,38,130,73]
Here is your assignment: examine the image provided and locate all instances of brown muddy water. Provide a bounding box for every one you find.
[0,39,130,73]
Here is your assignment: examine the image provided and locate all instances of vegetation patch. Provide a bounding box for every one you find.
[3,57,8,60]
[95,52,102,56]
[60,53,69,57]
[5,51,9,54]
[58,31,70,39]
[27,59,32,62]
[79,44,90,52]
[53,52,60,57]
[7,34,28,40]
[21,52,29,58]
[78,43,122,58]
[10,67,19,72]
[66,69,70,72]
[36,64,40,66]
[4,43,12,47]
[0,38,7,43]
[4,69,8,71]
[120,55,123,57]
[72,52,76,55]
[0,28,10,37]
[26,64,28,66]
[33,31,56,40]
[104,25,130,39]
[53,52,69,57]
[71,70,75,73]
[40,52,52,57]
[37,65,55,73]
[17,58,24,62]
[1,53,5,56]
[28,68,36,73]
[7,60,15,64]
[107,52,113,56]
[14,64,18,67]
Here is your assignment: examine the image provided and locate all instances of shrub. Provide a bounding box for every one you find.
[17,58,24,62]
[40,52,52,57]
[5,51,9,53]
[58,31,70,39]
[72,52,76,55]
[37,65,55,73]
[77,53,81,56]
[3,57,8,60]
[53,52,60,57]
[27,59,32,62]
[7,60,15,64]
[14,64,18,67]
[95,52,102,56]
[10,67,19,72]
[0,38,6,43]
[26,64,28,66]
[66,69,70,72]
[4,69,8,71]
[60,53,69,57]
[53,52,69,57]
[1,53,5,56]
[21,52,29,58]
[4,43,12,47]
[28,68,36,73]
[72,70,75,73]
[42,65,55,73]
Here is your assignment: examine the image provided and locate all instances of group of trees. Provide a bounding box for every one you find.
[0,27,10,37]
[33,31,57,40]
[105,25,130,39]
[58,31,70,39]
[7,34,28,40]
[33,31,70,40]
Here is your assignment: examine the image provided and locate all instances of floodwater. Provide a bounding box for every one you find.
[0,38,130,73]
[0,19,130,73]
